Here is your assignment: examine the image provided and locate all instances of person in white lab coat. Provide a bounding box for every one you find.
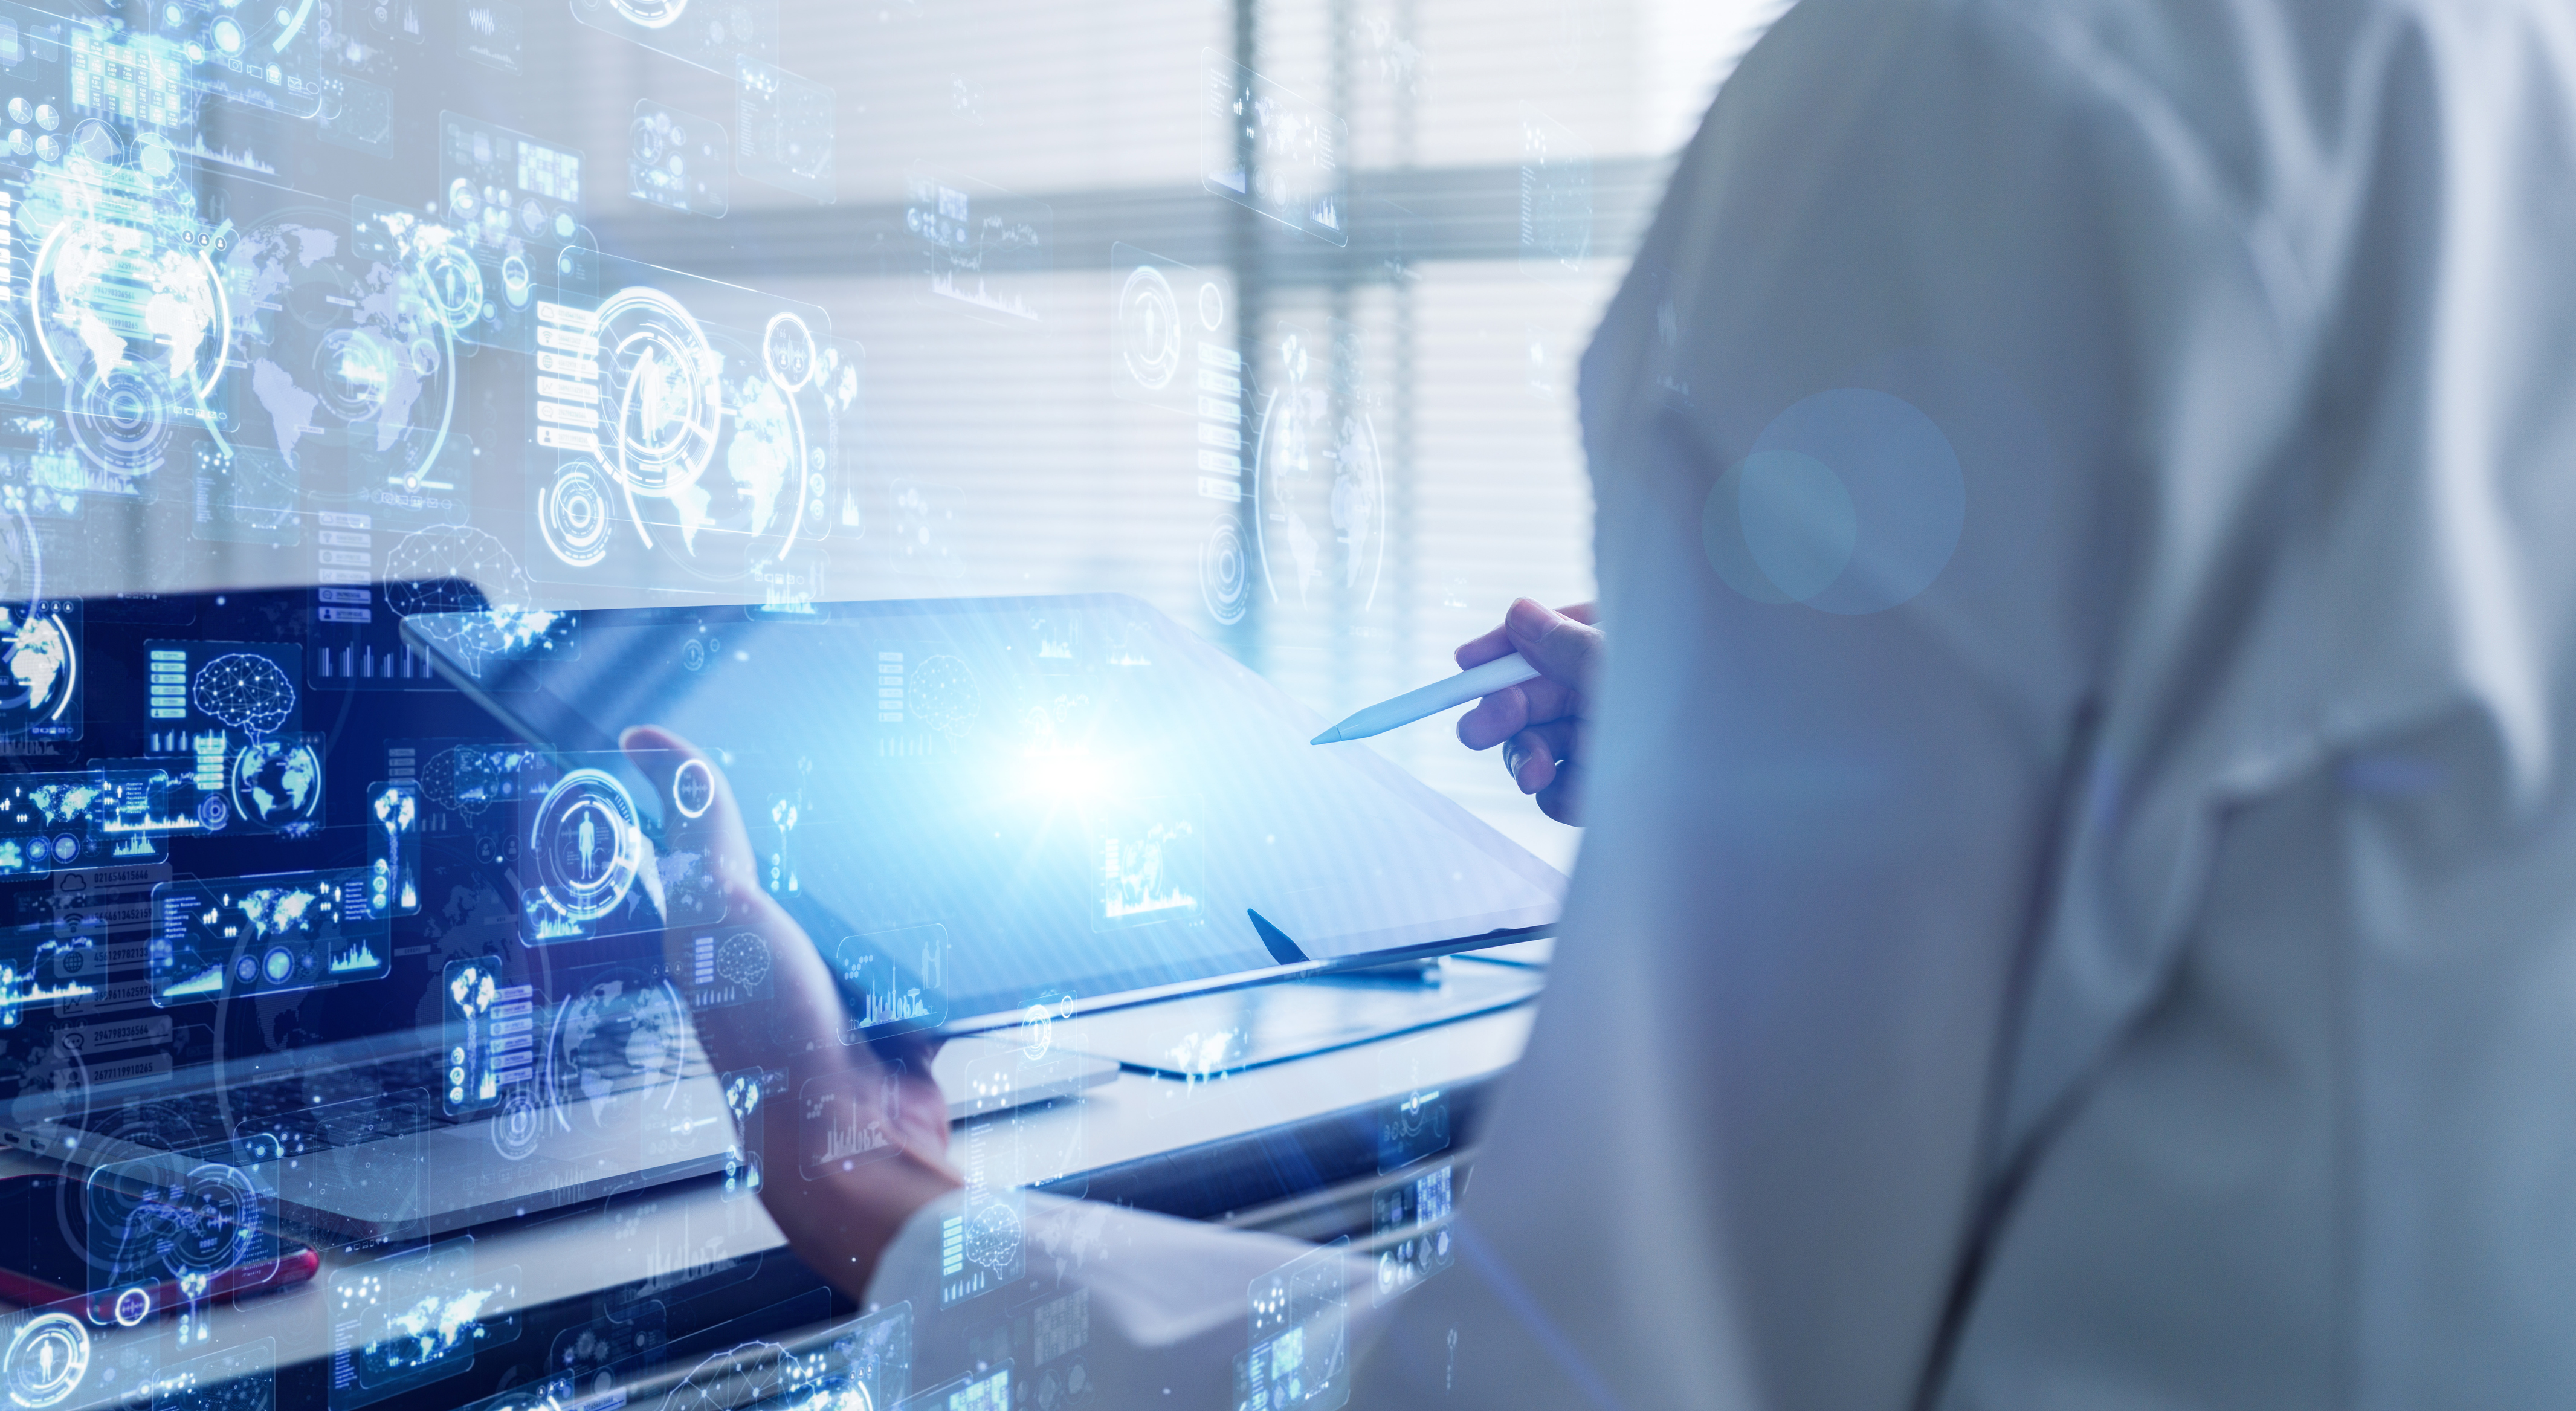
[633,0,2576,1395]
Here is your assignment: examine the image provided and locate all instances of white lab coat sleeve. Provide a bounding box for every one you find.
[862,1190,1380,1407]
[872,0,2297,1404]
[1375,0,2295,1406]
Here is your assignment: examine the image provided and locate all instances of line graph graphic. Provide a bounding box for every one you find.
[0,923,101,1026]
[163,967,222,998]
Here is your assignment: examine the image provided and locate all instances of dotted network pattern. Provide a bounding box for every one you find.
[385,523,564,662]
[191,651,296,735]
[385,523,531,628]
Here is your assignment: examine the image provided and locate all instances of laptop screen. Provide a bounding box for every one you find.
[0,585,618,1087]
[409,593,1563,1028]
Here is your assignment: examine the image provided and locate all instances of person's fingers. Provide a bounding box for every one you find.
[1524,717,1580,767]
[1454,622,1515,670]
[619,726,764,917]
[1453,600,1595,667]
[1457,599,1599,754]
[621,729,963,1302]
[1535,763,1584,825]
[1521,714,1585,822]
[868,1025,945,1074]
[885,1064,954,1158]
[1459,676,1587,749]
[1464,598,1595,752]
[1458,660,1590,751]
[1502,718,1580,795]
[618,725,753,993]
[1512,674,1582,724]
[621,729,954,1133]
[620,726,848,1068]
[1457,683,1529,751]
[1501,730,1555,795]
[1503,598,1606,694]
[865,1026,951,1158]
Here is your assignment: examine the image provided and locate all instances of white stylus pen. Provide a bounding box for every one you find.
[1310,652,1543,744]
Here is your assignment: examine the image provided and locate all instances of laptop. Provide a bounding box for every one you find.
[0,586,1558,1246]
[0,585,1105,1248]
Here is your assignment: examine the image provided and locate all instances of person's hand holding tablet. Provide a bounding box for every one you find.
[620,725,963,1299]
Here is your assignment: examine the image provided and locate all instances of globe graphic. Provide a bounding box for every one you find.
[593,309,814,586]
[546,977,686,1129]
[224,208,456,488]
[0,608,74,736]
[33,164,227,485]
[229,740,320,830]
[711,371,800,547]
[1252,383,1384,612]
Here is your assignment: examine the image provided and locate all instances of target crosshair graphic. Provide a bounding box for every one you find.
[528,769,643,925]
[596,286,723,500]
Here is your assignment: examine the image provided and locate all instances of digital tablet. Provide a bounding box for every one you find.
[402,593,1562,1034]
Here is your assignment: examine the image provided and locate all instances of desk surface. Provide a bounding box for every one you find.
[0,958,1540,1410]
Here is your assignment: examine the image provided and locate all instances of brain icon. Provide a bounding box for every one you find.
[192,653,295,735]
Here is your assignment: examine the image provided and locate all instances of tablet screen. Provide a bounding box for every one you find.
[410,594,1561,1029]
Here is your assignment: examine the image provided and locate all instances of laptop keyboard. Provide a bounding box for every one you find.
[56,1041,716,1159]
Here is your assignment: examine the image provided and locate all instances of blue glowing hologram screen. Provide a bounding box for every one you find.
[409,595,1563,1029]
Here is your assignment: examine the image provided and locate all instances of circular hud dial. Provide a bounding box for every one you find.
[528,768,642,924]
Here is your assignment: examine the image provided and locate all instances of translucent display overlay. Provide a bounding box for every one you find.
[149,865,390,1003]
[570,0,776,74]
[413,593,1563,1028]
[734,57,833,202]
[628,98,728,218]
[1518,103,1595,281]
[1240,1237,1351,1411]
[530,251,850,600]
[1202,50,1348,245]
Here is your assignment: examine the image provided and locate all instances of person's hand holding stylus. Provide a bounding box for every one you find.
[1454,599,1600,825]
